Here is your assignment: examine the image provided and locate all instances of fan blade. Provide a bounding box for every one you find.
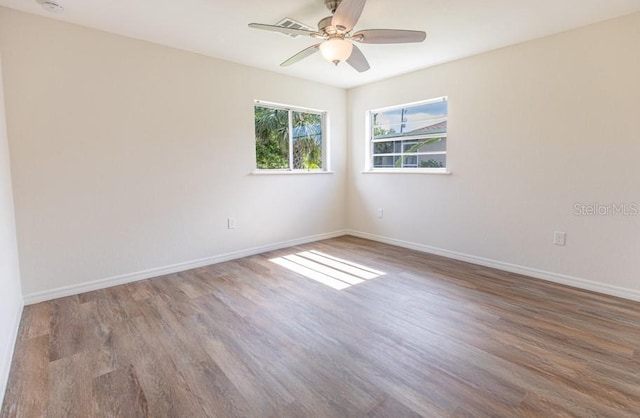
[248,23,317,38]
[346,44,370,72]
[332,0,367,32]
[352,29,426,44]
[281,44,321,67]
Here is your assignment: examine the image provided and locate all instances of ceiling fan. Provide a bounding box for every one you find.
[248,0,426,72]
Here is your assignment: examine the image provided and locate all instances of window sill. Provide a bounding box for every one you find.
[251,170,334,176]
[361,169,451,175]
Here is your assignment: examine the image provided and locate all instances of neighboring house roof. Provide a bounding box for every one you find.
[375,118,448,140]
[407,120,447,135]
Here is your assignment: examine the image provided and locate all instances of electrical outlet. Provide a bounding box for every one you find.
[227,217,236,229]
[376,208,384,219]
[553,231,566,246]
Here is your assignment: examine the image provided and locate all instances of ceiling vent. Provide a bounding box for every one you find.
[38,0,64,13]
[275,18,315,38]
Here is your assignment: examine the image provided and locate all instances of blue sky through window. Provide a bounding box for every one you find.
[374,99,448,135]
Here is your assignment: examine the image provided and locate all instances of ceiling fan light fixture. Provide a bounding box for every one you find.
[249,0,427,72]
[319,38,353,65]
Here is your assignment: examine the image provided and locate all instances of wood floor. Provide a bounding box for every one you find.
[2,236,640,417]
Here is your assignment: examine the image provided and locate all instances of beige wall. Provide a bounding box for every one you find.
[0,51,23,404]
[1,6,638,304]
[347,13,640,298]
[0,7,348,299]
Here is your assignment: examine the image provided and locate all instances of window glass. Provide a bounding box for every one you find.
[255,103,326,171]
[370,97,448,170]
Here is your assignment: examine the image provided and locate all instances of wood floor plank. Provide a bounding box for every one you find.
[124,280,155,302]
[367,395,424,418]
[0,334,49,418]
[92,365,150,418]
[18,303,51,340]
[114,315,210,417]
[184,314,294,414]
[47,351,99,417]
[48,295,87,362]
[2,236,640,417]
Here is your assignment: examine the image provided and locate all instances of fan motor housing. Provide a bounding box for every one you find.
[318,16,335,34]
[324,0,342,13]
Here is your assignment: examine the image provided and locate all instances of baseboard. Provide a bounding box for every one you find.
[0,299,23,406]
[346,230,640,302]
[23,230,348,305]
[23,228,640,305]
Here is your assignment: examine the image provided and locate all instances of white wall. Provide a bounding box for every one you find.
[347,13,640,299]
[1,6,638,306]
[0,51,23,405]
[0,7,347,300]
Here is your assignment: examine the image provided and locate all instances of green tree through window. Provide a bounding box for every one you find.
[255,104,325,170]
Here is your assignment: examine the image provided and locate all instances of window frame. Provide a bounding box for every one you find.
[365,97,449,174]
[254,100,330,173]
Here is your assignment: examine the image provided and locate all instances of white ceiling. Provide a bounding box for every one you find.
[1,0,640,88]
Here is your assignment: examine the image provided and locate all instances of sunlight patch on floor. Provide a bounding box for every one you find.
[270,250,385,290]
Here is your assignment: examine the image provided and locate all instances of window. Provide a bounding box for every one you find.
[254,101,327,171]
[369,97,448,171]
